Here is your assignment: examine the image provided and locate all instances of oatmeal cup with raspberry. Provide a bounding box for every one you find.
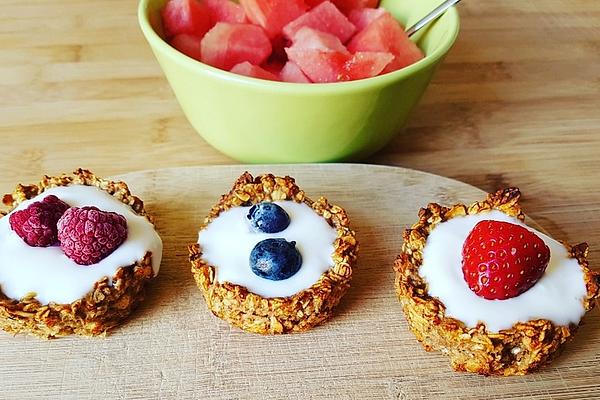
[189,172,358,334]
[0,169,163,339]
[395,188,599,376]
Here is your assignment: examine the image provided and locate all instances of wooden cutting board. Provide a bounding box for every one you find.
[1,164,598,399]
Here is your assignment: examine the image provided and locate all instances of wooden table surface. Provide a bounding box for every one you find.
[0,0,599,398]
[5,165,600,400]
[1,3,598,274]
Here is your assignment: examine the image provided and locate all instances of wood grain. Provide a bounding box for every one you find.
[0,0,599,396]
[1,164,598,400]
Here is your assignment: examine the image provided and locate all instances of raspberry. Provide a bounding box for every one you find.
[57,206,128,265]
[9,195,69,247]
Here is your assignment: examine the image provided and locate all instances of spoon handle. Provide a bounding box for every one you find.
[405,0,462,37]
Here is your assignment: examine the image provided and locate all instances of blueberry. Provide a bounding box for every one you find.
[249,238,302,281]
[247,202,290,233]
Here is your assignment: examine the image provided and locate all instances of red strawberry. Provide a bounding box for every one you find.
[461,220,550,300]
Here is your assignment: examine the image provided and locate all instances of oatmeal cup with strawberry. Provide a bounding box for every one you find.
[189,172,358,334]
[0,169,163,339]
[395,188,599,376]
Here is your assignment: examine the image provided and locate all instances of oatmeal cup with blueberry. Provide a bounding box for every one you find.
[0,169,163,339]
[189,172,358,334]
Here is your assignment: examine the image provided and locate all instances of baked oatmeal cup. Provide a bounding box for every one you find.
[189,172,358,334]
[395,188,599,375]
[0,169,162,339]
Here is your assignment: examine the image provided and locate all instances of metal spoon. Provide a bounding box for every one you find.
[405,0,462,37]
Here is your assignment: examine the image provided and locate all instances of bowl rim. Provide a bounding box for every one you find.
[138,0,460,93]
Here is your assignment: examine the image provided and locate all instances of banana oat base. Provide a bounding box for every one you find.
[0,169,157,339]
[394,188,599,375]
[189,172,358,334]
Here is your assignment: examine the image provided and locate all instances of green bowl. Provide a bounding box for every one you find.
[138,0,459,163]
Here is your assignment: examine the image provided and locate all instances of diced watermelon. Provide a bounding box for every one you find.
[169,34,203,60]
[161,0,213,39]
[347,12,424,73]
[162,0,421,82]
[283,1,356,44]
[280,61,311,83]
[304,0,326,8]
[304,0,325,10]
[262,60,285,75]
[342,51,393,80]
[331,0,379,15]
[286,48,350,83]
[348,7,386,31]
[201,23,272,70]
[204,0,246,23]
[269,35,291,63]
[286,27,352,82]
[289,27,349,54]
[240,0,307,38]
[287,46,393,82]
[230,62,280,80]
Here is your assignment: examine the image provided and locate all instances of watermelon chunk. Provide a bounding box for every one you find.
[161,0,213,39]
[201,23,272,70]
[331,0,379,15]
[230,62,280,80]
[204,0,246,23]
[280,61,311,83]
[169,34,203,60]
[262,60,285,75]
[286,48,350,83]
[286,27,352,83]
[283,1,356,44]
[287,47,392,82]
[290,27,349,54]
[269,35,291,63]
[348,7,386,31]
[347,12,424,73]
[240,0,307,38]
[342,51,393,80]
[304,0,326,8]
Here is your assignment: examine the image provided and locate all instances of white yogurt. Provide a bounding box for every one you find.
[0,185,162,305]
[198,201,337,298]
[420,210,587,333]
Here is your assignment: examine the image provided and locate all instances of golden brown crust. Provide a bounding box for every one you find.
[189,172,358,334]
[0,169,158,339]
[394,188,600,376]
